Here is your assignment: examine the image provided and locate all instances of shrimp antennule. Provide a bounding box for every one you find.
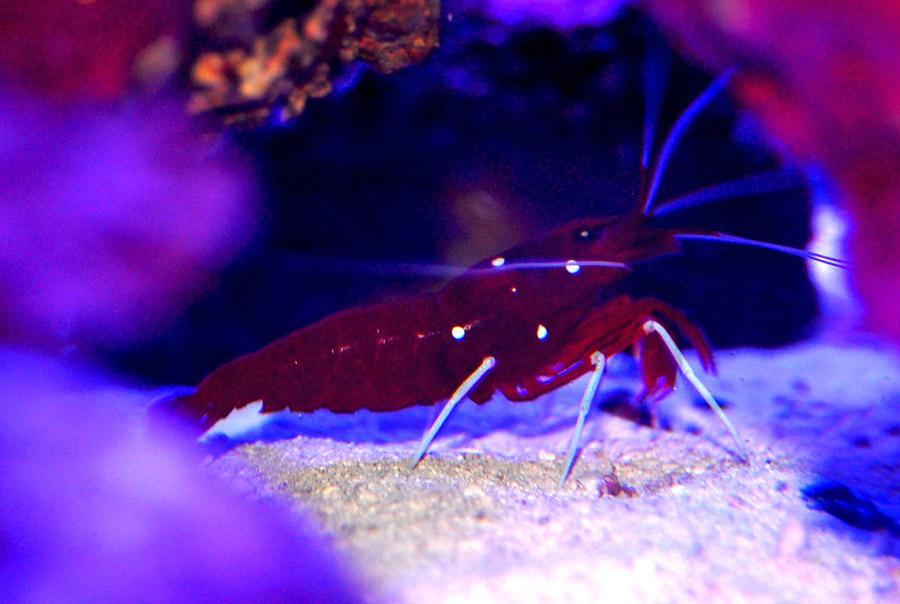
[639,37,671,203]
[651,168,807,217]
[642,68,737,215]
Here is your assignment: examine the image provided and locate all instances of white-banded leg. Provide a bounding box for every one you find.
[408,356,497,469]
[559,352,607,486]
[642,320,748,460]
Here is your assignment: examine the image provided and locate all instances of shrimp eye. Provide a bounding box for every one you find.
[574,227,595,243]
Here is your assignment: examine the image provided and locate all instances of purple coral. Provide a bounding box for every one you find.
[0,352,362,603]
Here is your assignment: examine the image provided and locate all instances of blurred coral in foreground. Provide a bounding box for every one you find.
[0,3,364,600]
[0,0,258,349]
[0,352,361,603]
[0,97,258,347]
[644,0,900,343]
[0,0,188,100]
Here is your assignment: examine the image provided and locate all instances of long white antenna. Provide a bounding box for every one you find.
[274,254,628,278]
[675,232,850,269]
[477,260,629,273]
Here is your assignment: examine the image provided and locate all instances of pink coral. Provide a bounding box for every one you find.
[644,0,900,342]
[0,0,187,101]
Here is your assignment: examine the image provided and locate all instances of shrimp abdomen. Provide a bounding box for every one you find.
[162,294,463,434]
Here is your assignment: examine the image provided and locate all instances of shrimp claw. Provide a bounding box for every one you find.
[559,352,607,486]
[408,356,497,469]
[641,320,748,460]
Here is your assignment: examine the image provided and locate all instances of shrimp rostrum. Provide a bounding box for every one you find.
[152,69,845,482]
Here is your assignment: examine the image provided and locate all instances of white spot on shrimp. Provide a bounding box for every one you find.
[565,259,581,274]
[491,256,505,267]
[536,324,549,340]
[451,325,466,340]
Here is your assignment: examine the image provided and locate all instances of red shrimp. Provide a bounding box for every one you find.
[152,69,844,481]
[158,213,707,430]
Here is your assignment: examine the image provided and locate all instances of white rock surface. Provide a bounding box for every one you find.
[207,336,900,603]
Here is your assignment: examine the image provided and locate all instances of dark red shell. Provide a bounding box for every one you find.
[156,213,713,434]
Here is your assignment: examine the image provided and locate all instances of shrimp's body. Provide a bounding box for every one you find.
[155,69,843,478]
[161,213,711,439]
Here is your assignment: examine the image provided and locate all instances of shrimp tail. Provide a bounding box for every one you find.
[148,388,214,436]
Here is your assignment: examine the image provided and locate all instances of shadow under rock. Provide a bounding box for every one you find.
[799,391,900,558]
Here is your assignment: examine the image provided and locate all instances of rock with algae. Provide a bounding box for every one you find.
[190,0,441,124]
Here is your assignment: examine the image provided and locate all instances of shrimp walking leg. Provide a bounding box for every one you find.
[641,320,747,460]
[559,352,606,486]
[408,356,497,469]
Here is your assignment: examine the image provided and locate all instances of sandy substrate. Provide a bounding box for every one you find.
[206,336,900,603]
